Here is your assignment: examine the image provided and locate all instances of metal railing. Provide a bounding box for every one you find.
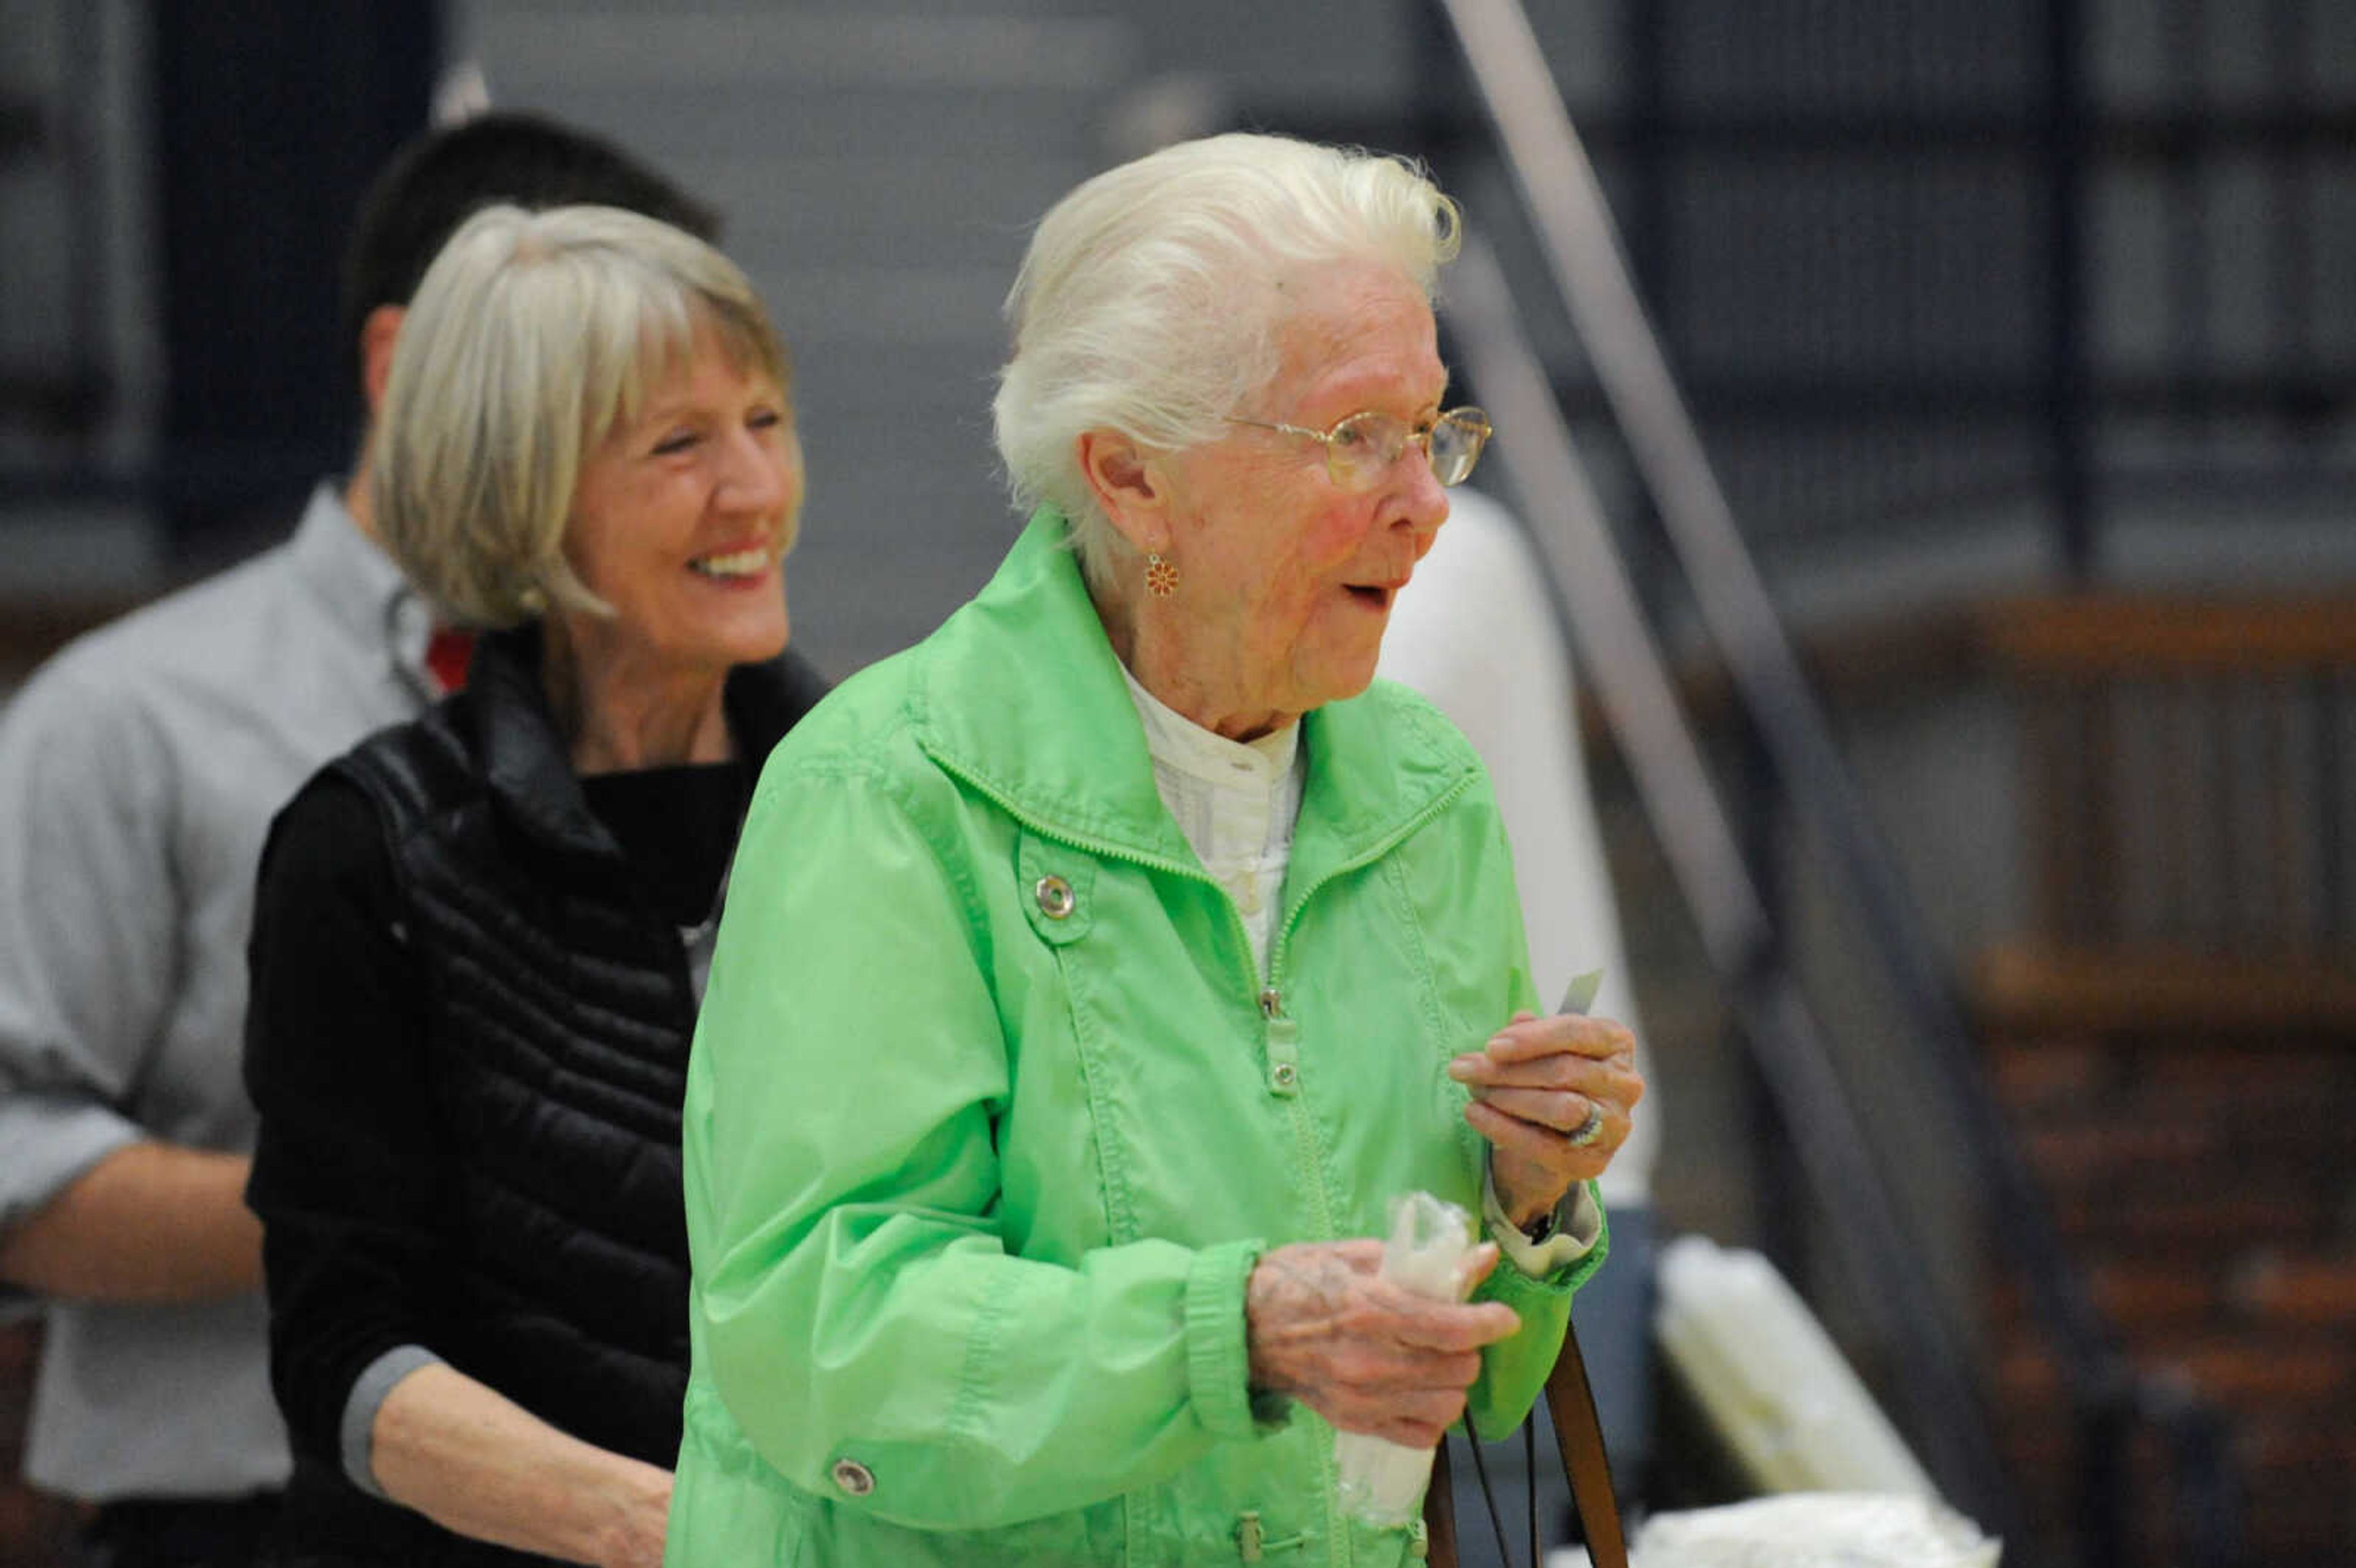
[1433,1,2246,1562]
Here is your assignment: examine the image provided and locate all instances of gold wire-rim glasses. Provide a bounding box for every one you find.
[1225,406,1493,491]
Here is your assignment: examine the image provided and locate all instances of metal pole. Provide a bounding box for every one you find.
[2047,0,2097,581]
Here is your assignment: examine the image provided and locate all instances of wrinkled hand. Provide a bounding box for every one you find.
[1449,1010,1644,1228]
[1245,1239,1520,1448]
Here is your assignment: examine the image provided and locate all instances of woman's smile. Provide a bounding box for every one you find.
[687,538,782,582]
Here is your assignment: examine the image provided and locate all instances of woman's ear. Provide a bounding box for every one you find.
[360,304,407,421]
[1075,428,1172,555]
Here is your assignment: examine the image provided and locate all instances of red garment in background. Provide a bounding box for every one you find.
[425,628,475,696]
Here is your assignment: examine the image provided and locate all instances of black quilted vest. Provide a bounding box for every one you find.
[275,626,826,1567]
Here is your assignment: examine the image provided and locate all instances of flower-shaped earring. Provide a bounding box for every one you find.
[1145,552,1179,598]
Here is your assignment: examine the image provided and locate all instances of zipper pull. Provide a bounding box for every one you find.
[1258,986,1300,1096]
[1237,1510,1265,1562]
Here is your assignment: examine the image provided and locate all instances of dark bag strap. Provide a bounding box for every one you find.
[1542,1313,1630,1568]
[1421,1315,1629,1568]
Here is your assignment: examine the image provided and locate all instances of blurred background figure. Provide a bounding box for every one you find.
[241,202,826,1567]
[0,113,719,1568]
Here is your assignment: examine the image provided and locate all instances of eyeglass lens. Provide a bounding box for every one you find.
[1328,410,1487,490]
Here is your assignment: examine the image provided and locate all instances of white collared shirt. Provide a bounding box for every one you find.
[1118,664,1302,982]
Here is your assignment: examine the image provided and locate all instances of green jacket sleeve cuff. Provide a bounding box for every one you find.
[1465,1187,1608,1434]
[1185,1237,1266,1442]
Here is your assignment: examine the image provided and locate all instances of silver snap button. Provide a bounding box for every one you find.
[1034,875,1075,920]
[830,1457,876,1496]
[1272,1063,1298,1089]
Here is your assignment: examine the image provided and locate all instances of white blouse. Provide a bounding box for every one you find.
[1118,664,1301,982]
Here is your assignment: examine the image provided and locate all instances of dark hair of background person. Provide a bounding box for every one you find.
[336,111,724,425]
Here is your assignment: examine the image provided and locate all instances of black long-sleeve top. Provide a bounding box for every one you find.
[244,756,746,1470]
[242,626,823,1568]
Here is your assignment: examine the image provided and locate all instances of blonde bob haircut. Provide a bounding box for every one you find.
[991,133,1460,580]
[372,202,789,627]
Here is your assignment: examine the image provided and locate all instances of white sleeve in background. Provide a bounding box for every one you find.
[1378,488,1659,1203]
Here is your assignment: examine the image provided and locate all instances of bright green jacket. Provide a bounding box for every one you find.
[668,509,1606,1567]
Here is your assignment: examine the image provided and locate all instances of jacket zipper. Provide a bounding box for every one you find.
[940,753,1479,1568]
[1257,770,1474,1568]
[1261,770,1479,1013]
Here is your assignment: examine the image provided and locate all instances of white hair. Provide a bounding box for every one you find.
[372,202,788,626]
[991,133,1460,579]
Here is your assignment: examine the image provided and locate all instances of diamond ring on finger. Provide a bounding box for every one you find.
[1567,1101,1605,1147]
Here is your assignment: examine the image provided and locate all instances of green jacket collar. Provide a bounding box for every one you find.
[909,508,1480,878]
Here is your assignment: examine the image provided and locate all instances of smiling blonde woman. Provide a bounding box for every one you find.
[242,204,830,1568]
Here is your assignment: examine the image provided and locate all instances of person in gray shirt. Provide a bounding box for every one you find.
[0,113,717,1568]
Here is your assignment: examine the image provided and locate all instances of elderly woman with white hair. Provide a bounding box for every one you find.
[241,204,827,1568]
[669,134,1642,1568]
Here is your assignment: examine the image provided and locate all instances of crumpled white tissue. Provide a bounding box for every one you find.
[1333,1191,1483,1527]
